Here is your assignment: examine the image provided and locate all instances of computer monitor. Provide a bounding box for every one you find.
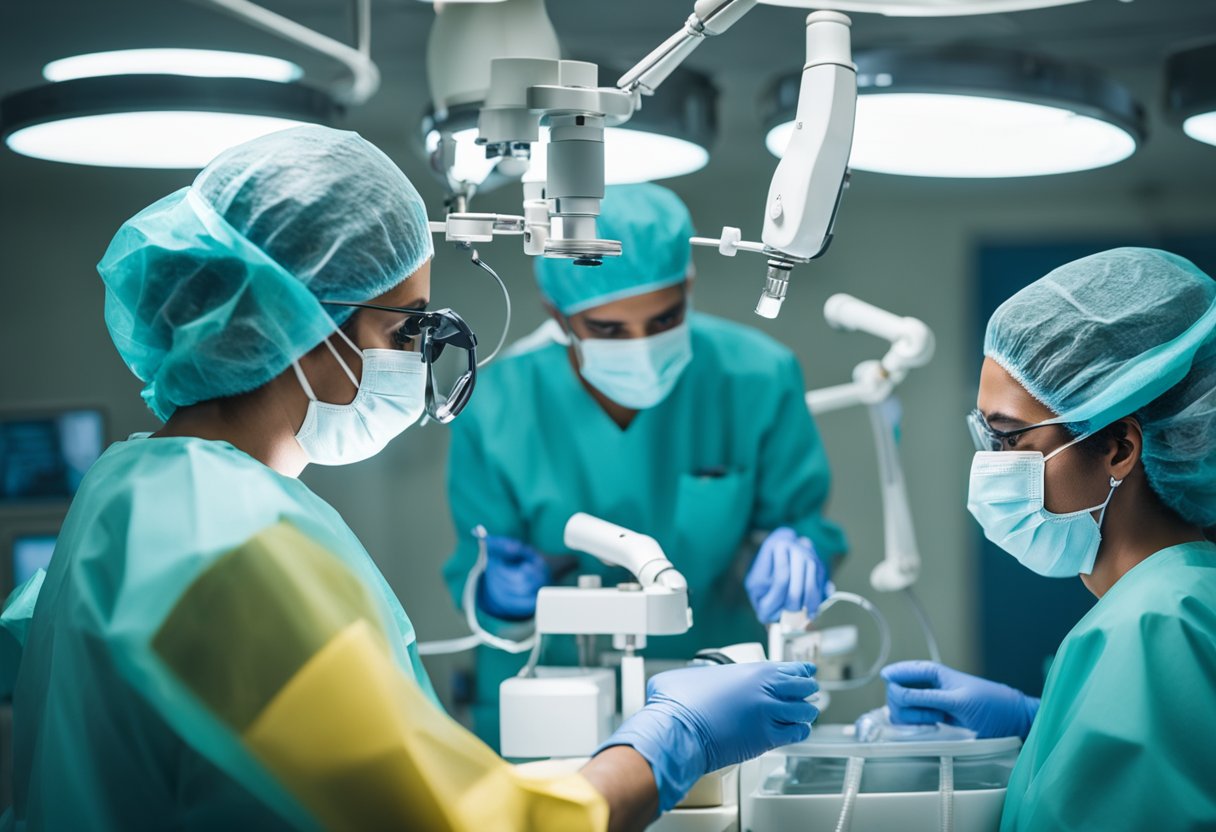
[12,534,56,587]
[0,409,105,504]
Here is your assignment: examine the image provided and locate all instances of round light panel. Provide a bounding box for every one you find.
[2,75,338,169]
[756,0,1090,15]
[1166,42,1216,148]
[765,47,1144,178]
[43,49,302,83]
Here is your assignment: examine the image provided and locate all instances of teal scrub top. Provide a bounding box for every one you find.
[444,312,846,743]
[3,436,436,832]
[1001,540,1216,832]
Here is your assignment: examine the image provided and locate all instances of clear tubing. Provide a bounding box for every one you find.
[904,587,942,664]
[817,591,891,691]
[415,526,537,656]
[469,249,511,367]
[834,755,865,832]
[939,755,954,832]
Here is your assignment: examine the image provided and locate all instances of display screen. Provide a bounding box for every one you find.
[12,534,56,586]
[0,409,104,503]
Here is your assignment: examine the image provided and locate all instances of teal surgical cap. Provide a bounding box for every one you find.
[99,126,433,422]
[985,247,1216,528]
[534,183,694,315]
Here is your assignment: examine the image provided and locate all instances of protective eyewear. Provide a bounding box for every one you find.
[324,301,477,423]
[966,408,1074,452]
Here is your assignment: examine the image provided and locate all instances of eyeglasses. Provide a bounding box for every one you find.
[323,301,477,424]
[966,408,1064,452]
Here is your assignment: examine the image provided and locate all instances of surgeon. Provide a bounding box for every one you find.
[443,183,847,747]
[0,127,822,831]
[877,249,1216,830]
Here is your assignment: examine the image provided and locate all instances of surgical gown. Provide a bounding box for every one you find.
[444,312,846,747]
[3,436,607,831]
[1001,540,1216,831]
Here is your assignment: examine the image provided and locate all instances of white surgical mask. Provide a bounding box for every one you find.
[292,327,427,466]
[966,433,1122,578]
[572,322,693,410]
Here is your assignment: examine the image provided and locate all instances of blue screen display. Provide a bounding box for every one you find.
[13,535,56,586]
[0,409,104,503]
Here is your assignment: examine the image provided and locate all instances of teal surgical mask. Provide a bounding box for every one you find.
[966,434,1123,578]
[572,322,693,410]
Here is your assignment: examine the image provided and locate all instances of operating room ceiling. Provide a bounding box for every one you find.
[1,0,1215,201]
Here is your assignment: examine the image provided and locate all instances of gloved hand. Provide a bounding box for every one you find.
[883,661,1040,740]
[476,536,551,621]
[599,662,819,812]
[745,527,832,624]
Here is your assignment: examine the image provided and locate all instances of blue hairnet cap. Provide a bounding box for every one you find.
[534,183,694,315]
[99,126,433,421]
[985,247,1216,527]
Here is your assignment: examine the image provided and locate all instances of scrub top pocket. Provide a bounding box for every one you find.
[672,470,754,596]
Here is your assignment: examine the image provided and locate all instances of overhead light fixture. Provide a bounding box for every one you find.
[422,63,716,188]
[764,47,1145,178]
[2,0,378,169]
[756,0,1090,15]
[2,75,338,168]
[42,48,303,83]
[1166,41,1216,148]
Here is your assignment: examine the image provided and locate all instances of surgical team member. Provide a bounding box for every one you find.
[0,127,822,831]
[444,184,847,746]
[879,249,1216,830]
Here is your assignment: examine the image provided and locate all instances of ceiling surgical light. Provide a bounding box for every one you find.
[1166,41,1216,148]
[2,0,376,168]
[42,49,303,83]
[764,47,1144,178]
[756,0,1090,15]
[2,75,338,168]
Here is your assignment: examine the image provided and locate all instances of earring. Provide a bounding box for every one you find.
[1110,477,1124,488]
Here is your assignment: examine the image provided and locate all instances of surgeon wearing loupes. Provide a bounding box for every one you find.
[444,183,847,747]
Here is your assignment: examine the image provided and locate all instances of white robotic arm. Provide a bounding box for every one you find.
[693,11,855,319]
[806,295,935,593]
[428,0,856,314]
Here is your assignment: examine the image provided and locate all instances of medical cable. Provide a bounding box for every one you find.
[817,591,891,692]
[834,756,865,832]
[468,249,511,367]
[517,634,544,678]
[903,587,942,664]
[415,526,537,656]
[940,755,955,832]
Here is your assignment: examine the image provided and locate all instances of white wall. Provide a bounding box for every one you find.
[2,117,1213,721]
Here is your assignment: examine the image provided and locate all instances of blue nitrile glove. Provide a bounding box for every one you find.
[597,662,819,812]
[476,535,551,621]
[883,661,1041,740]
[745,527,832,624]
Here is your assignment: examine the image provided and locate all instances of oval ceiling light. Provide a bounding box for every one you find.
[756,0,1090,15]
[764,47,1145,178]
[43,49,303,83]
[2,75,338,168]
[422,63,715,188]
[1166,41,1216,148]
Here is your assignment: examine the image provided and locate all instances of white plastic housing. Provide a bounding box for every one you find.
[426,0,559,113]
[535,585,691,637]
[761,12,855,259]
[500,668,616,758]
[563,513,687,590]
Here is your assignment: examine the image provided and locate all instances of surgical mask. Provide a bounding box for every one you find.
[572,322,693,410]
[291,327,427,466]
[966,433,1122,578]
